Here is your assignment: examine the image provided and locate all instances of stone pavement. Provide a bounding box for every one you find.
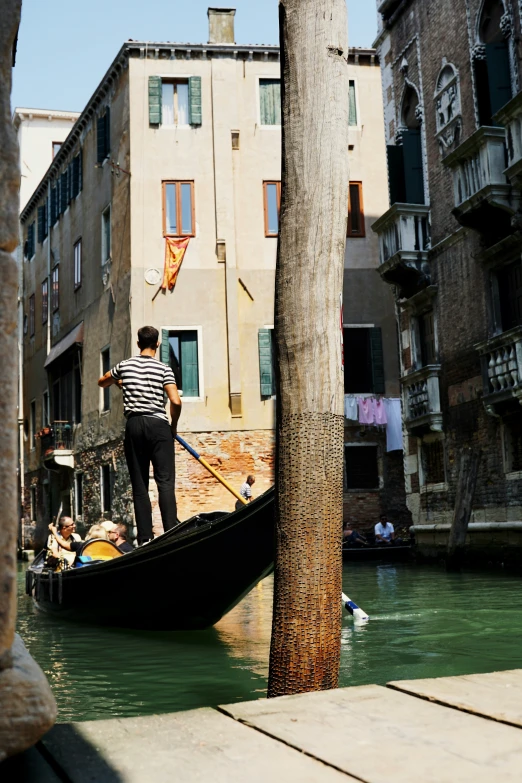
[4,669,522,781]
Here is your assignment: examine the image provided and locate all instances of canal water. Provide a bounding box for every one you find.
[17,562,522,722]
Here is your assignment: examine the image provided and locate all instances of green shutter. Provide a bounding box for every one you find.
[27,222,35,258]
[37,205,46,243]
[149,75,162,125]
[387,145,405,205]
[258,328,274,397]
[50,186,57,224]
[160,329,170,365]
[97,114,106,163]
[402,129,424,205]
[486,42,512,120]
[349,80,357,126]
[71,155,80,198]
[188,76,202,126]
[370,327,385,395]
[67,162,73,203]
[259,79,281,125]
[105,106,111,157]
[180,332,199,397]
[60,171,68,212]
[78,150,83,192]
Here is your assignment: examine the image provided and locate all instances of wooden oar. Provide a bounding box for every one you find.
[175,434,247,506]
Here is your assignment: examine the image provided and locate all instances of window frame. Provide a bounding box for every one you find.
[74,238,82,290]
[52,141,62,159]
[30,484,37,522]
[42,390,49,428]
[42,278,48,324]
[29,294,35,337]
[100,463,112,517]
[51,265,59,312]
[347,181,365,238]
[101,205,111,265]
[343,442,381,491]
[100,346,111,413]
[418,437,447,490]
[258,77,282,128]
[161,324,204,401]
[263,181,281,237]
[160,78,190,127]
[348,79,359,127]
[162,181,196,238]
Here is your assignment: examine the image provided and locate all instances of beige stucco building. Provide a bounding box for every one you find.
[20,8,407,542]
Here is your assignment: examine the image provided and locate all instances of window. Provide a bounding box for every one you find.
[148,75,202,126]
[162,80,189,126]
[74,239,82,290]
[163,182,195,237]
[75,473,83,519]
[97,107,111,163]
[349,80,357,126]
[42,279,48,324]
[258,328,276,397]
[50,185,58,225]
[25,222,35,260]
[497,262,522,332]
[418,310,436,366]
[51,266,59,312]
[263,181,281,236]
[101,347,111,412]
[30,485,37,521]
[37,203,47,243]
[343,327,385,394]
[52,358,81,425]
[161,329,200,397]
[259,79,281,126]
[30,400,36,450]
[100,464,112,518]
[347,182,365,237]
[344,445,379,490]
[474,0,512,126]
[52,142,62,158]
[29,294,35,337]
[421,440,445,484]
[102,206,111,264]
[387,85,425,206]
[42,390,49,427]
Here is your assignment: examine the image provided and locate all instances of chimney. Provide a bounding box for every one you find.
[208,7,236,44]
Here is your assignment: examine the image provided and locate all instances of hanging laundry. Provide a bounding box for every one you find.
[358,397,374,425]
[383,398,403,452]
[373,398,388,426]
[344,395,358,421]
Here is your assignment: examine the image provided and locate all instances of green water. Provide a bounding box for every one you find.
[17,563,522,722]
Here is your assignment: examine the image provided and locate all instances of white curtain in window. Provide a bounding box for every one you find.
[177,83,189,125]
[162,82,174,126]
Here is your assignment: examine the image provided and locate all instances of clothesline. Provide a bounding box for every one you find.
[344,395,403,453]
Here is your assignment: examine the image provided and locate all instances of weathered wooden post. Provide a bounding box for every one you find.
[446,448,481,572]
[268,0,349,697]
[0,0,57,760]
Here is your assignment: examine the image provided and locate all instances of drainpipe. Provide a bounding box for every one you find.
[17,220,24,549]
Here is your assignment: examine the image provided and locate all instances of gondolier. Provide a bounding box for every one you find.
[98,325,182,545]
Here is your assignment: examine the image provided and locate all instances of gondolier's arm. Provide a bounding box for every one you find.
[165,383,182,437]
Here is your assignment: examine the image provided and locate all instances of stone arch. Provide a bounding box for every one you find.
[400,82,422,130]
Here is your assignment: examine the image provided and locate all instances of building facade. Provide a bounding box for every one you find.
[373,0,522,560]
[20,8,407,544]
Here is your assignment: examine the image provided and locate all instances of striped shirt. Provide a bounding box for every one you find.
[110,356,177,422]
[240,481,253,500]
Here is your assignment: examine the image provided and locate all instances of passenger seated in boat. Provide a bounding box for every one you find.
[46,517,82,568]
[343,522,368,547]
[48,523,108,555]
[375,515,395,545]
[107,523,135,553]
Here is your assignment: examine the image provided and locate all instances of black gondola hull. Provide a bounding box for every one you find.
[28,489,275,630]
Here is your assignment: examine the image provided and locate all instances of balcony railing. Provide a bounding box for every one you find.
[371,203,431,292]
[496,92,522,186]
[402,365,443,433]
[476,326,522,411]
[39,421,74,470]
[443,127,513,222]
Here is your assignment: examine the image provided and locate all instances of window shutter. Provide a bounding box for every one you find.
[60,171,68,213]
[71,155,79,198]
[37,205,46,243]
[188,76,202,126]
[27,222,35,258]
[50,186,57,225]
[105,107,111,157]
[160,329,170,365]
[349,81,357,126]
[148,75,162,125]
[97,114,106,163]
[386,145,406,205]
[370,327,385,395]
[258,329,274,397]
[486,42,512,119]
[259,80,281,125]
[78,150,83,192]
[68,162,74,203]
[402,129,424,205]
[180,333,199,396]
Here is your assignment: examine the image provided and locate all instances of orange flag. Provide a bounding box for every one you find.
[161,237,190,291]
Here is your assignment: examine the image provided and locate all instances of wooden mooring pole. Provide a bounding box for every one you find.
[446,448,481,572]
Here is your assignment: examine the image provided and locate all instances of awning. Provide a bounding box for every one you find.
[44,322,84,368]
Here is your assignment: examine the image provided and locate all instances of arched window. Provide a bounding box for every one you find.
[474,0,512,125]
[387,85,425,205]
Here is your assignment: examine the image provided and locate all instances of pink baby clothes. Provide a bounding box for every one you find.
[373,398,388,425]
[358,397,374,425]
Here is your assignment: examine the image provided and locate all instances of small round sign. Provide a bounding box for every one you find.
[145,268,161,285]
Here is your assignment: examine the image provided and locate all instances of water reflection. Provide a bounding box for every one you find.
[17,562,522,722]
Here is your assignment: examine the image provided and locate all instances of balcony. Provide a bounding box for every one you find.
[402,365,443,433]
[377,0,404,18]
[39,421,74,470]
[443,127,518,240]
[496,92,522,187]
[371,203,431,296]
[476,326,522,414]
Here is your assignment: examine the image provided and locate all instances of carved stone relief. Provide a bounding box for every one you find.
[434,62,462,156]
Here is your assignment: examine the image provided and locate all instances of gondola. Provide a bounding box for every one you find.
[26,488,275,631]
[342,543,412,562]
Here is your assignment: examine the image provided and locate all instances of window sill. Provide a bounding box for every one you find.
[180,396,204,403]
[420,482,448,493]
[159,124,191,130]
[163,234,195,240]
[346,234,366,239]
[100,409,111,416]
[505,471,522,481]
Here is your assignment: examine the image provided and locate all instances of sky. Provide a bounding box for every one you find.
[12,0,378,112]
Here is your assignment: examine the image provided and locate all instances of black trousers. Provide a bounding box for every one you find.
[124,415,177,542]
